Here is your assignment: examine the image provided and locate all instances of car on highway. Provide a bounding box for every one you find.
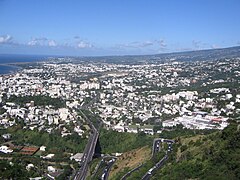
[147,168,154,175]
[101,173,105,180]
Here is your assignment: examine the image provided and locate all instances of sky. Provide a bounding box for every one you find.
[0,0,240,56]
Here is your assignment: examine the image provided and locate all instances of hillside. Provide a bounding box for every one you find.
[109,146,151,179]
[152,120,240,179]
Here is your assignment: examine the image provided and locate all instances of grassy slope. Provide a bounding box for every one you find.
[109,146,151,179]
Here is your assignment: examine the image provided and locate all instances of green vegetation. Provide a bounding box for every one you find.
[99,124,217,179]
[152,120,240,179]
[0,107,6,115]
[56,165,72,180]
[88,158,102,178]
[0,159,39,179]
[99,129,154,154]
[109,121,234,180]
[112,167,130,180]
[160,124,217,139]
[0,156,73,180]
[0,125,86,179]
[6,125,87,155]
[8,95,66,108]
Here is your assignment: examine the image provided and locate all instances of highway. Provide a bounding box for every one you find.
[92,156,116,180]
[74,110,99,180]
[141,139,174,180]
[74,109,174,180]
[121,138,163,180]
[152,139,161,157]
[101,157,116,180]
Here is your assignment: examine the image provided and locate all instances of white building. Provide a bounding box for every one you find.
[47,166,56,173]
[0,145,13,154]
[162,120,180,128]
[70,153,83,162]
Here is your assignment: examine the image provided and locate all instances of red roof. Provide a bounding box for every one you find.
[212,118,222,122]
[19,146,39,155]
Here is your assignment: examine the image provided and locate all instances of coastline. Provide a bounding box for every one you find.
[0,54,49,75]
[0,64,22,75]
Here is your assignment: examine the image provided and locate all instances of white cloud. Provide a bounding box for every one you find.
[28,37,57,47]
[27,40,38,46]
[77,41,93,49]
[117,41,155,49]
[0,35,13,44]
[27,36,93,49]
[28,37,47,46]
[48,40,57,47]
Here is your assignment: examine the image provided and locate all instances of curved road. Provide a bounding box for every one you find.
[101,157,116,180]
[142,139,174,180]
[121,138,174,180]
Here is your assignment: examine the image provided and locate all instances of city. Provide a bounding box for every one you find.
[1,0,240,179]
[0,48,240,179]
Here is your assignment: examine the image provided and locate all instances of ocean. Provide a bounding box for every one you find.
[0,65,21,75]
[0,54,49,75]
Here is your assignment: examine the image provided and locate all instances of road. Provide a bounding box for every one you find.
[101,157,116,180]
[92,156,116,180]
[141,139,174,180]
[152,139,161,157]
[74,110,99,180]
[121,163,144,180]
[121,138,162,180]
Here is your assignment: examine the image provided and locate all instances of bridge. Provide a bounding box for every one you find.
[74,110,100,180]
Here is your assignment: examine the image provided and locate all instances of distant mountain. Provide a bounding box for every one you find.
[75,46,240,64]
[2,46,240,64]
[153,45,240,62]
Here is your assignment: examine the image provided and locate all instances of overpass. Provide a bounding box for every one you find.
[74,110,100,180]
